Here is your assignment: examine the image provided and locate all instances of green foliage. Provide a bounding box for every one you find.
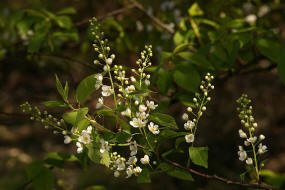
[189,146,208,168]
[149,113,178,129]
[158,162,194,181]
[137,168,151,183]
[76,74,98,103]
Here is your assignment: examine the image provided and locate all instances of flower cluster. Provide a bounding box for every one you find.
[236,94,267,181]
[181,73,214,144]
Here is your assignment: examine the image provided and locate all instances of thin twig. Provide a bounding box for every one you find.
[130,0,174,34]
[162,157,279,190]
[74,4,136,26]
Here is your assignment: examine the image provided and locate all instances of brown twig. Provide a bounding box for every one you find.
[130,0,175,34]
[162,157,279,190]
[74,4,136,26]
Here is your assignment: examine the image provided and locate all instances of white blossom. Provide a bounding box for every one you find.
[185,134,195,143]
[184,120,195,130]
[259,134,265,140]
[258,143,267,154]
[130,118,147,128]
[116,158,126,171]
[130,141,138,156]
[140,155,150,164]
[106,58,113,65]
[148,122,160,135]
[238,146,247,161]
[258,5,270,17]
[64,135,72,144]
[246,157,253,165]
[114,171,120,177]
[133,166,142,175]
[102,85,114,96]
[78,131,91,145]
[125,85,136,94]
[126,166,134,178]
[247,136,257,144]
[121,108,131,117]
[136,112,149,120]
[94,74,103,89]
[76,142,83,153]
[139,104,147,112]
[239,129,247,138]
[145,79,150,86]
[100,139,111,153]
[146,100,158,110]
[245,14,257,25]
[126,156,137,165]
[96,97,104,109]
[182,113,189,121]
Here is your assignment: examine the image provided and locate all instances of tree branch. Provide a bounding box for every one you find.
[162,157,279,190]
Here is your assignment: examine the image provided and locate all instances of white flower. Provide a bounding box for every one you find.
[258,143,267,154]
[100,139,110,153]
[96,97,104,109]
[126,166,134,178]
[139,104,147,112]
[184,120,195,130]
[106,58,113,65]
[148,122,160,135]
[130,118,146,128]
[116,158,126,171]
[140,155,150,164]
[101,85,114,96]
[94,74,103,89]
[247,136,257,144]
[86,125,92,134]
[64,135,72,144]
[136,112,149,120]
[130,76,136,83]
[130,141,138,156]
[103,65,110,71]
[76,142,83,153]
[245,14,257,25]
[121,108,131,117]
[244,140,250,146]
[185,134,195,143]
[187,107,192,112]
[78,131,91,144]
[259,134,265,140]
[146,100,158,110]
[238,146,247,161]
[182,113,189,121]
[258,5,270,17]
[126,156,137,165]
[125,85,136,94]
[114,171,120,177]
[145,79,150,86]
[246,157,253,165]
[239,129,247,138]
[133,166,142,175]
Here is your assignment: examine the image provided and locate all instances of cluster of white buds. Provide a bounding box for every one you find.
[236,94,267,181]
[181,73,214,144]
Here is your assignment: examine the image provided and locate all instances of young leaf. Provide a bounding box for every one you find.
[177,51,213,69]
[158,162,193,181]
[137,168,151,183]
[75,107,89,127]
[57,7,76,15]
[55,74,67,102]
[189,146,208,168]
[256,38,281,63]
[42,100,67,108]
[28,33,46,53]
[76,74,98,104]
[149,113,178,129]
[62,111,77,125]
[54,16,72,29]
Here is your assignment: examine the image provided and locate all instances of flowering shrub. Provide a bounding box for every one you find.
[18,17,281,190]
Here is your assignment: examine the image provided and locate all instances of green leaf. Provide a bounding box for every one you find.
[188,3,204,16]
[260,169,285,188]
[75,107,89,127]
[189,146,208,168]
[55,16,72,29]
[62,111,77,125]
[256,38,281,63]
[52,31,79,42]
[44,152,78,169]
[57,7,76,15]
[87,144,110,167]
[173,64,201,92]
[55,74,67,102]
[28,33,46,53]
[158,130,188,142]
[129,88,153,95]
[25,162,54,190]
[137,168,151,183]
[115,131,132,143]
[177,51,213,69]
[76,74,98,104]
[157,70,172,94]
[149,113,178,129]
[42,100,67,108]
[158,162,193,181]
